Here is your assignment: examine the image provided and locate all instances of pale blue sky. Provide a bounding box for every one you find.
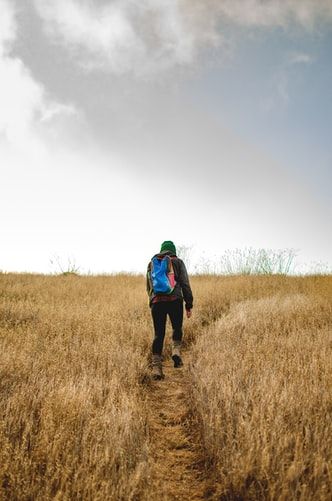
[0,0,331,273]
[187,24,332,200]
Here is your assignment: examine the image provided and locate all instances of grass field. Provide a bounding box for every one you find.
[0,273,331,500]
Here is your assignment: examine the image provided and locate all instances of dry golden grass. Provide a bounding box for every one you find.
[0,273,151,500]
[0,272,331,500]
[190,275,332,500]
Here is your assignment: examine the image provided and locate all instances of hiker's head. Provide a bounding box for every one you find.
[160,240,176,255]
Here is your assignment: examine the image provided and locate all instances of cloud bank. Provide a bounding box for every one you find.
[1,0,331,272]
[33,0,221,76]
[33,0,332,77]
[212,0,332,28]
[0,0,16,54]
[0,0,76,153]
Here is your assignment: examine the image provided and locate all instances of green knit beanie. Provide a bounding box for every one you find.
[160,240,176,255]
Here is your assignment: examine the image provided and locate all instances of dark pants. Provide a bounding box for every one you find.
[151,300,183,355]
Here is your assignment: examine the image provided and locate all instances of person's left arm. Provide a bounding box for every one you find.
[177,259,193,311]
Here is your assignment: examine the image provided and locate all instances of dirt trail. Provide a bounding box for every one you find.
[145,355,214,500]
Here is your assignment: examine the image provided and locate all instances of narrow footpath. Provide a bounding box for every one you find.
[145,355,215,500]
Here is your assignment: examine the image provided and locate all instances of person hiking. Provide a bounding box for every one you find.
[146,241,193,380]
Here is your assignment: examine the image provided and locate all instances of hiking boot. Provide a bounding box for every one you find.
[151,354,164,380]
[172,341,183,368]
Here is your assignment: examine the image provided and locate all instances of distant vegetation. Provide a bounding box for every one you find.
[177,246,331,276]
[49,254,81,276]
[0,273,331,499]
[43,247,331,276]
[191,247,297,275]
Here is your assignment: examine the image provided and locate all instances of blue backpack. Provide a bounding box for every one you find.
[150,255,176,294]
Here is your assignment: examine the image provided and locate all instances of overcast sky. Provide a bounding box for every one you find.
[0,0,331,273]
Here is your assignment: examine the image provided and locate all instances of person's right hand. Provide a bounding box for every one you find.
[186,309,192,319]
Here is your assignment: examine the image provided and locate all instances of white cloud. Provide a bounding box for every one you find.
[0,56,45,153]
[212,0,332,28]
[32,0,332,77]
[0,0,16,55]
[33,0,222,76]
[260,49,313,113]
[287,52,314,65]
[35,0,145,73]
[39,102,77,124]
[260,70,293,113]
[0,0,77,154]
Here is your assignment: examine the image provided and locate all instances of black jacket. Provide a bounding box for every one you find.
[146,251,193,310]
